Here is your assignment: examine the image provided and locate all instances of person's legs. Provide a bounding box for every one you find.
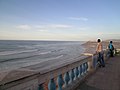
[110,49,113,57]
[111,50,114,57]
[101,53,105,67]
[98,52,102,67]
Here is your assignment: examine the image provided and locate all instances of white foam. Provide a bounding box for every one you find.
[39,51,52,55]
[0,49,37,56]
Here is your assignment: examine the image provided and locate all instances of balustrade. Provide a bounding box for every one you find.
[0,49,111,90]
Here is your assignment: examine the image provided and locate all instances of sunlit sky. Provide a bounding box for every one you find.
[0,0,120,41]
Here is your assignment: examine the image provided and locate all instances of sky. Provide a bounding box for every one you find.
[0,0,120,41]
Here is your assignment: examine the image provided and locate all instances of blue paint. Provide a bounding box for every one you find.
[57,74,64,90]
[93,56,97,68]
[75,67,79,79]
[83,63,86,73]
[82,64,84,74]
[107,51,110,58]
[85,62,88,71]
[80,65,83,76]
[64,72,70,86]
[38,84,44,90]
[70,69,75,82]
[48,78,56,90]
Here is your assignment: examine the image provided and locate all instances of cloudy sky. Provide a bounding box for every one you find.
[0,0,120,41]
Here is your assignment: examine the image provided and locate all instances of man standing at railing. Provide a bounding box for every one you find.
[96,39,105,67]
[108,41,114,57]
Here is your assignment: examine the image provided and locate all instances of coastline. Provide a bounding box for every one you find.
[82,40,120,54]
[0,40,120,89]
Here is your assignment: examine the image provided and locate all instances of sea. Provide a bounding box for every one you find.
[0,40,85,71]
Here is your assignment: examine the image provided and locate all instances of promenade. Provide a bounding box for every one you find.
[76,55,120,90]
[0,50,120,90]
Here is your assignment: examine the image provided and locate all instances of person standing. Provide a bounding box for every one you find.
[96,39,105,67]
[108,41,114,57]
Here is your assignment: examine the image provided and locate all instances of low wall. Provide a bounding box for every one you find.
[0,49,113,90]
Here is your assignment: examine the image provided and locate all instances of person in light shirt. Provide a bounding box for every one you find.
[96,39,105,67]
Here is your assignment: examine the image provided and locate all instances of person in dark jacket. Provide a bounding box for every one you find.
[108,41,114,57]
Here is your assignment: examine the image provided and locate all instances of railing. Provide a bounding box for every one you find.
[0,49,115,90]
[38,55,91,90]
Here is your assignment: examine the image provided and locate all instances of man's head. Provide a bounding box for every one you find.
[110,41,112,43]
[97,39,101,43]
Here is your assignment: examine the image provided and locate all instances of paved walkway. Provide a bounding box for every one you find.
[76,55,120,90]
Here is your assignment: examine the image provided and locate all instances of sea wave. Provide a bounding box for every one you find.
[0,49,38,56]
[0,49,64,63]
[0,40,85,71]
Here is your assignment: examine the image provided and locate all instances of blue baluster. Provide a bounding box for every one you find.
[107,50,110,58]
[38,84,44,90]
[48,78,56,90]
[70,69,75,83]
[75,67,79,80]
[83,63,86,74]
[79,65,83,76]
[84,62,87,73]
[64,72,70,86]
[83,63,86,73]
[57,74,64,90]
[96,55,99,67]
[93,55,97,68]
[82,64,84,74]
[85,62,88,72]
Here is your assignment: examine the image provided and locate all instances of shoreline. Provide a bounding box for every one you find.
[82,40,120,54]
